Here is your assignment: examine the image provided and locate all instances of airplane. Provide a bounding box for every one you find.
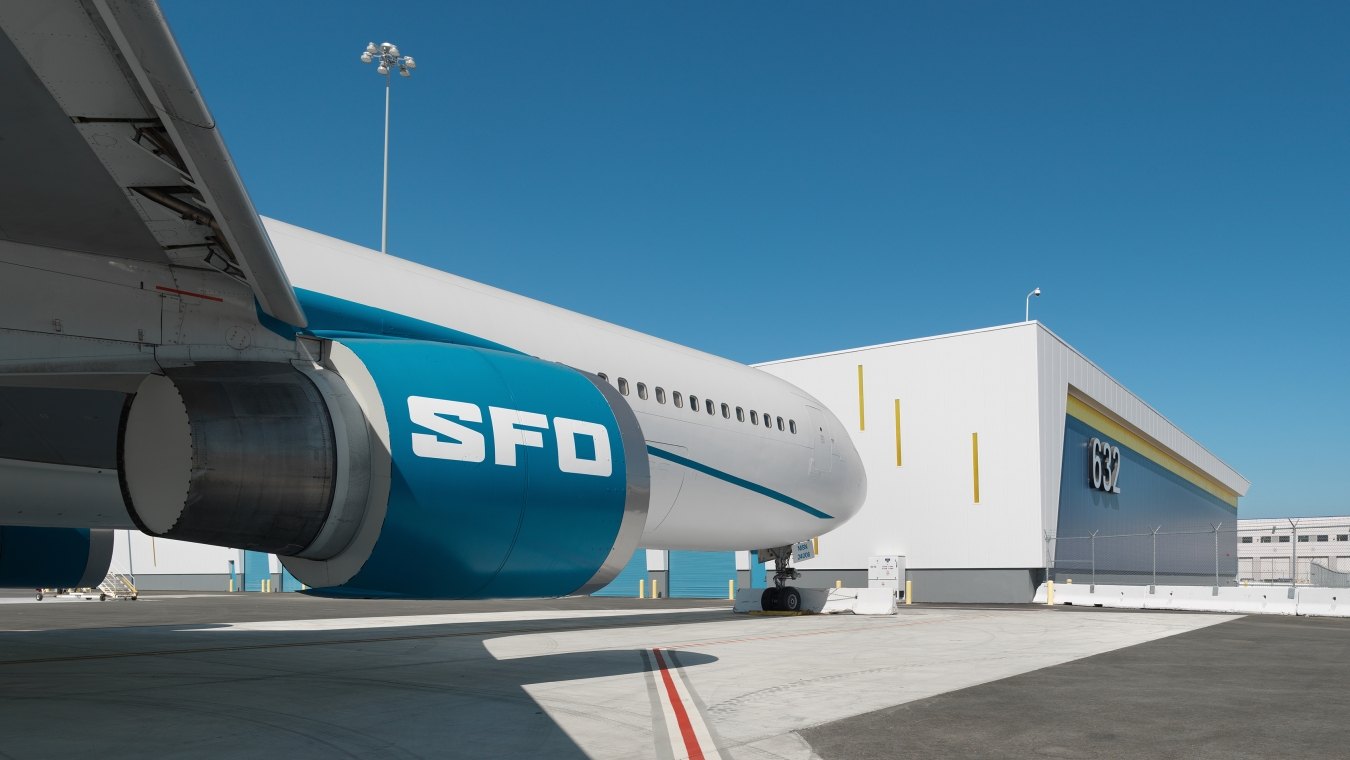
[0,1,865,611]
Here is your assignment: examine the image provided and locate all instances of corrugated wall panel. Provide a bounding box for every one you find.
[669,551,736,598]
[242,550,268,592]
[592,550,647,597]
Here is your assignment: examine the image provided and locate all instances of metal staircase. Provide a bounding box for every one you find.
[97,566,138,601]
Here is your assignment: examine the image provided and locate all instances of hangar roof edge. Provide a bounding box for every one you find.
[756,321,1251,496]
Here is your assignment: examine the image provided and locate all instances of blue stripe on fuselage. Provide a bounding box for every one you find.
[646,445,833,519]
[257,288,523,354]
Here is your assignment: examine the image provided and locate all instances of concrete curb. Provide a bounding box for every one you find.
[1033,583,1348,617]
[733,587,897,615]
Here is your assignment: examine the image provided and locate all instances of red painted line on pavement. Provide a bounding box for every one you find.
[156,285,224,302]
[653,647,704,760]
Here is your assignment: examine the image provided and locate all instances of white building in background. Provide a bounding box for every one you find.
[758,322,1250,602]
[112,530,290,592]
[1237,517,1350,585]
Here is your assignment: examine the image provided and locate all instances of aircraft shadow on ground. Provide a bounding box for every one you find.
[0,609,735,759]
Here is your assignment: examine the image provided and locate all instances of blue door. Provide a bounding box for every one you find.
[243,551,269,592]
[669,551,736,598]
[592,551,646,597]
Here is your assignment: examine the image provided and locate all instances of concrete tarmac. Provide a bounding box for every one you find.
[801,611,1350,760]
[0,591,1342,759]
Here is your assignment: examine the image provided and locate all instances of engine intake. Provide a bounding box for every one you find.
[118,362,369,557]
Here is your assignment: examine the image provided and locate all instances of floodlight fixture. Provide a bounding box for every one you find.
[357,40,417,254]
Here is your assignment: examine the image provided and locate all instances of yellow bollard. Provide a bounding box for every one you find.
[1066,578,1073,584]
[1047,580,1055,605]
[228,579,234,593]
[904,579,913,605]
[639,579,645,599]
[835,579,843,589]
[728,579,735,600]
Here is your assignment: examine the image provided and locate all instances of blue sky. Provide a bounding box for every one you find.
[160,2,1348,518]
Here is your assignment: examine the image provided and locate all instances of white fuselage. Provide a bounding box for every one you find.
[265,219,866,551]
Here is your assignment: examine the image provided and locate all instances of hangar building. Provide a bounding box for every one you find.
[756,321,1250,602]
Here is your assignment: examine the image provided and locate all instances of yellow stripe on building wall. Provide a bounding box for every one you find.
[857,364,865,431]
[894,398,903,466]
[1065,395,1238,507]
[971,432,980,503]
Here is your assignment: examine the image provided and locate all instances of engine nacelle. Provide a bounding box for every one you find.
[118,340,650,598]
[0,527,112,589]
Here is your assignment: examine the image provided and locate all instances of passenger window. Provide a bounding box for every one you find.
[597,373,608,382]
[736,407,744,422]
[764,413,772,428]
[789,419,797,434]
[656,387,666,404]
[637,382,648,400]
[690,395,699,412]
[706,400,716,416]
[673,391,683,408]
[721,403,730,418]
[618,378,629,396]
[750,410,758,425]
[776,416,784,431]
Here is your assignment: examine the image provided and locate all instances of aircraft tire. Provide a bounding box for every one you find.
[761,587,781,611]
[782,587,802,612]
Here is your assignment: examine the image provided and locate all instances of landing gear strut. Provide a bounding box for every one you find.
[759,546,803,612]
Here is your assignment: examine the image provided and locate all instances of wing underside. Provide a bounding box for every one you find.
[0,1,305,327]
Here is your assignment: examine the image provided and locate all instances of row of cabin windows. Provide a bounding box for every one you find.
[1245,534,1350,544]
[596,373,797,434]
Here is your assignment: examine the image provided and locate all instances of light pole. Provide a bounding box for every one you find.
[360,41,416,254]
[1025,287,1041,322]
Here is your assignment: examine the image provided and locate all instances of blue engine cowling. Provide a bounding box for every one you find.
[281,339,651,598]
[0,527,112,589]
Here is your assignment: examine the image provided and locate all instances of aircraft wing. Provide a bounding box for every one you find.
[0,1,306,327]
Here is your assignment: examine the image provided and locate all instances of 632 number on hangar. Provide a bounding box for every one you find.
[1089,437,1122,493]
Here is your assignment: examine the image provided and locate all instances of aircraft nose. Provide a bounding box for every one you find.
[829,424,867,523]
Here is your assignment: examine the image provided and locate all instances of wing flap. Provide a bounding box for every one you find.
[0,1,306,327]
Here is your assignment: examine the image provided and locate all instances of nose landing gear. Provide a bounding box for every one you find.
[759,545,803,612]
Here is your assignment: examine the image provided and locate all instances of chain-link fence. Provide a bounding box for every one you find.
[1046,517,1350,589]
[1046,523,1239,588]
[1236,517,1350,587]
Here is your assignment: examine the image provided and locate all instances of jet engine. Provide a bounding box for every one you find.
[118,340,649,598]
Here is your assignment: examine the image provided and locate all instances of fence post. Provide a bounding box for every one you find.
[1288,518,1299,589]
[1151,526,1160,592]
[1044,531,1051,587]
[1090,530,1098,592]
[1212,522,1222,595]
